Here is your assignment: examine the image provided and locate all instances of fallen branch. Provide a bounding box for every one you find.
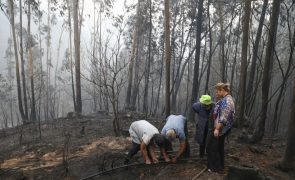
[80,157,201,180]
[192,166,207,180]
[153,165,171,180]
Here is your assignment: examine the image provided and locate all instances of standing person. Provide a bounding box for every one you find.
[207,82,235,172]
[125,120,169,164]
[161,114,190,163]
[192,95,214,158]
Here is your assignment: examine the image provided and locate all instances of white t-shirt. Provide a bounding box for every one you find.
[129,120,159,145]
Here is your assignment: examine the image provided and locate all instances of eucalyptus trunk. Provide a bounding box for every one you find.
[251,0,281,143]
[73,0,82,113]
[8,0,26,122]
[189,0,204,121]
[237,0,251,128]
[19,0,29,120]
[27,0,36,122]
[164,0,171,117]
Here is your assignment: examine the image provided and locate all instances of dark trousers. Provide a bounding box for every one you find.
[200,123,208,157]
[184,120,190,158]
[206,130,229,171]
[125,141,153,163]
[127,141,141,160]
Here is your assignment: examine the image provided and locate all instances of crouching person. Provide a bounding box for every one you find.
[161,115,190,163]
[125,120,169,164]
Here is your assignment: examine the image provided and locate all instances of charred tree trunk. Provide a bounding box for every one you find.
[125,0,141,110]
[189,0,204,121]
[27,0,36,122]
[218,3,226,82]
[45,0,51,121]
[230,8,242,96]
[8,0,26,122]
[130,34,143,109]
[73,0,82,114]
[251,0,281,143]
[246,0,268,113]
[143,0,153,115]
[37,0,43,138]
[92,1,97,112]
[204,2,212,94]
[7,34,14,127]
[164,0,171,117]
[19,0,29,121]
[153,41,165,115]
[66,0,77,112]
[271,26,295,136]
[278,77,295,171]
[237,0,251,128]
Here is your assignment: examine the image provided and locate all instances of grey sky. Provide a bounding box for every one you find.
[0,0,131,77]
[0,12,11,74]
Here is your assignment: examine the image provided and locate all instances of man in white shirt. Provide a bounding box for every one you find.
[125,120,170,164]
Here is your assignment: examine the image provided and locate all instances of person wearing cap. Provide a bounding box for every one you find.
[161,114,190,163]
[192,95,215,158]
[125,120,170,164]
[206,82,235,172]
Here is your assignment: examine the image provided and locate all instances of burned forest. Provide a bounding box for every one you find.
[0,0,294,179]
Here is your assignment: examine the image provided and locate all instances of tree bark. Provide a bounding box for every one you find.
[237,0,251,128]
[73,0,82,113]
[45,0,51,121]
[143,0,153,115]
[164,0,171,117]
[153,41,165,115]
[66,0,76,112]
[130,34,143,109]
[279,77,295,171]
[271,26,295,136]
[218,3,226,82]
[125,0,141,110]
[189,0,204,122]
[27,0,36,122]
[230,7,242,96]
[7,32,14,127]
[204,2,212,94]
[19,0,29,121]
[251,0,281,143]
[37,0,43,138]
[8,0,26,122]
[245,0,268,113]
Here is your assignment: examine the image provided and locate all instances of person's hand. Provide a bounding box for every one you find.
[164,157,171,163]
[152,158,159,164]
[214,129,219,137]
[172,157,177,163]
[145,159,152,164]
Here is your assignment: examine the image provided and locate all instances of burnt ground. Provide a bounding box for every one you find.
[0,112,294,180]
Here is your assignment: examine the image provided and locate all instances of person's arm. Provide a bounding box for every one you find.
[148,142,159,164]
[160,147,170,162]
[140,141,151,164]
[214,123,223,137]
[172,140,186,163]
[192,102,200,113]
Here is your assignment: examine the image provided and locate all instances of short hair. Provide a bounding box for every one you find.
[153,134,166,148]
[215,82,230,92]
[166,129,176,141]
